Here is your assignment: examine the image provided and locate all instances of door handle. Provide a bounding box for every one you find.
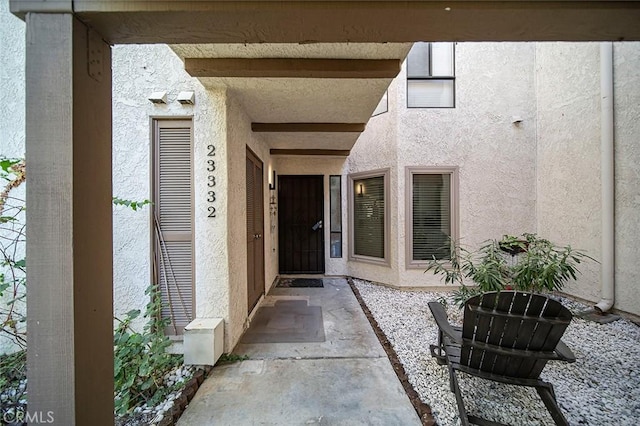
[312,220,323,231]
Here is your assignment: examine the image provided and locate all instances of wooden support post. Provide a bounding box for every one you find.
[25,13,113,425]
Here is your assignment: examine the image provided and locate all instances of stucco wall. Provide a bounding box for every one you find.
[535,43,604,306]
[0,0,26,354]
[349,42,538,289]
[225,93,275,349]
[347,74,400,286]
[613,42,640,316]
[112,45,234,343]
[0,0,24,158]
[536,42,640,317]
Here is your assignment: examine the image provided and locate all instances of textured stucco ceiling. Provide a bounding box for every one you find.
[170,43,411,152]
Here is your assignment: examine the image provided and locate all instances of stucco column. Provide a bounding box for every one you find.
[25,12,113,424]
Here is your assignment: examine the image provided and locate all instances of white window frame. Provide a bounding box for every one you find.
[405,166,459,269]
[406,42,456,108]
[348,168,391,266]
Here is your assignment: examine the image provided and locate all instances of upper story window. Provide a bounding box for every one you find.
[406,42,455,108]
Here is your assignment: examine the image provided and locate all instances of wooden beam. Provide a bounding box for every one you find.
[252,123,365,133]
[185,58,400,78]
[25,13,114,424]
[270,149,351,156]
[14,1,640,43]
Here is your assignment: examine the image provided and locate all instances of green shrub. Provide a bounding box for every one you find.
[426,233,594,307]
[113,284,183,415]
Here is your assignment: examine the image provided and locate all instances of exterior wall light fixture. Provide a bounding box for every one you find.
[269,170,277,191]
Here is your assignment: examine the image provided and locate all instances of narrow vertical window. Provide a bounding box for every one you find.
[330,175,342,258]
[153,119,194,335]
[349,169,390,264]
[406,167,458,267]
[407,42,455,108]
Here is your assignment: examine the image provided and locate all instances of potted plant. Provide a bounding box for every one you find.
[426,233,594,306]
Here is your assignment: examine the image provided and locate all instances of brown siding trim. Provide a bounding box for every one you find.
[252,123,365,133]
[270,149,350,156]
[185,58,400,78]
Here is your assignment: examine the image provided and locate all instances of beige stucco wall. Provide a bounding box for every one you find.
[349,42,538,289]
[535,43,603,304]
[225,93,276,349]
[612,43,640,316]
[112,45,233,340]
[537,42,640,316]
[347,72,401,286]
[0,0,26,354]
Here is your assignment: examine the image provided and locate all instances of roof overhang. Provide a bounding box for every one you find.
[170,43,411,152]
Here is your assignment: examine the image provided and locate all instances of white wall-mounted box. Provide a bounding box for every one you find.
[184,318,224,366]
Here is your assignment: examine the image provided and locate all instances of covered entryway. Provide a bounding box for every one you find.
[278,175,325,274]
[13,0,640,423]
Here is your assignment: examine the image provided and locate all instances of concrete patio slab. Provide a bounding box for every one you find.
[177,277,421,426]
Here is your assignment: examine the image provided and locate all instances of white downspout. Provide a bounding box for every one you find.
[594,42,615,314]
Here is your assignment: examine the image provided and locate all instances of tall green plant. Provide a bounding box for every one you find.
[426,234,593,306]
[113,283,182,415]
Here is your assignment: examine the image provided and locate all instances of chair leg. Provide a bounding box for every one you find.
[449,367,471,426]
[536,382,569,426]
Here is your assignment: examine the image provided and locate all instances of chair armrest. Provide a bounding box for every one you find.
[428,301,462,344]
[555,340,576,363]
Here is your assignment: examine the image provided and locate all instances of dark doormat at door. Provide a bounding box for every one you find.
[241,300,326,343]
[277,278,324,288]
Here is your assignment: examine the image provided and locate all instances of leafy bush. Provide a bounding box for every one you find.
[0,157,26,350]
[113,284,183,415]
[426,233,593,306]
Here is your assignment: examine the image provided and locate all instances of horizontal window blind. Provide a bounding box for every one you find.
[354,176,385,259]
[413,173,451,260]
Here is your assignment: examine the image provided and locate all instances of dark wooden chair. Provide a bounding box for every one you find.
[428,291,576,426]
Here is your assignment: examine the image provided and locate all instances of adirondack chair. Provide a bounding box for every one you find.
[428,291,576,426]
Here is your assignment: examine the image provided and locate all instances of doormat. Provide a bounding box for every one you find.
[277,278,324,288]
[240,300,326,343]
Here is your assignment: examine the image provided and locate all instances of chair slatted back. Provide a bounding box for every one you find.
[459,291,572,379]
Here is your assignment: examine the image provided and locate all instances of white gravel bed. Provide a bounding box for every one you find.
[116,364,197,426]
[352,279,640,426]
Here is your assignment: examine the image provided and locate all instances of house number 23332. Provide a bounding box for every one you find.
[207,144,217,217]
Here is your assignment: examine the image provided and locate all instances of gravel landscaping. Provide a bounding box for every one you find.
[352,278,640,426]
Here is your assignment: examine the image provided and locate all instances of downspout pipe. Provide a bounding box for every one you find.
[594,42,615,314]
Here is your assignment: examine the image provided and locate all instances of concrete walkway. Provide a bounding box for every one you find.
[178,277,421,426]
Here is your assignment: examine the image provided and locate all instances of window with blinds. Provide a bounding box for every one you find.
[407,42,455,108]
[406,167,458,266]
[153,119,194,335]
[349,169,389,264]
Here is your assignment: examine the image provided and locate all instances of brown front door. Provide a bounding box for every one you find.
[278,175,325,274]
[246,148,265,313]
